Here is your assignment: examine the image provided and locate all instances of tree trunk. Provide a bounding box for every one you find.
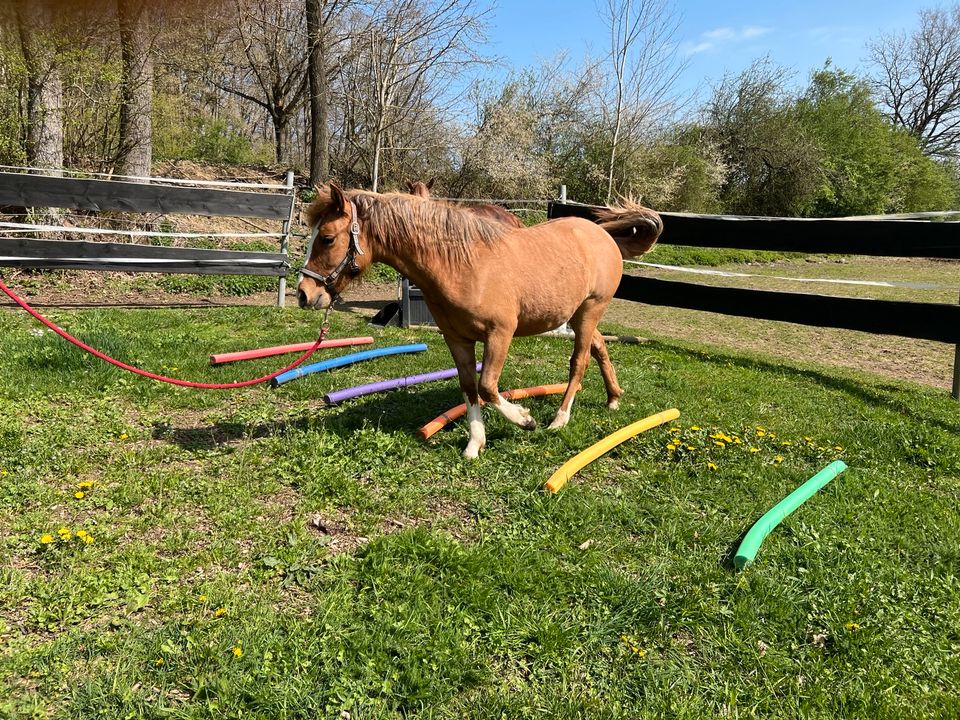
[306,0,330,185]
[15,0,63,175]
[117,0,153,180]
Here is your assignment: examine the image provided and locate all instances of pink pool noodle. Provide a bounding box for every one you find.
[210,337,374,365]
[324,363,482,404]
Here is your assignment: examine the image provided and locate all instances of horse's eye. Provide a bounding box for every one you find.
[320,235,335,245]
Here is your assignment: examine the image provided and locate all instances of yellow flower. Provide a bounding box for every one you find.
[666,444,677,451]
[707,462,718,471]
[198,594,207,603]
[686,445,695,452]
[845,622,860,631]
[154,658,165,666]
[0,469,8,476]
[756,426,765,432]
[834,446,844,452]
[781,441,792,446]
[81,534,94,545]
[690,425,701,431]
[74,491,85,499]
[714,441,726,448]
[756,430,766,437]
[669,427,681,433]
[774,456,784,463]
[75,529,88,539]
[77,481,93,490]
[40,534,54,544]
[214,607,226,618]
[803,437,813,443]
[232,646,243,657]
[120,433,129,440]
[57,526,70,536]
[750,447,760,453]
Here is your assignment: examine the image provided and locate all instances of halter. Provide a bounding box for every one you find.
[299,199,365,304]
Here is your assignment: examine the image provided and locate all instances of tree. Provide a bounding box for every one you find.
[14,0,63,173]
[117,0,154,178]
[868,4,960,158]
[702,59,821,216]
[597,0,685,202]
[339,0,489,191]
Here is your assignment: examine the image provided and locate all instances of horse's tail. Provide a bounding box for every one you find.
[594,201,663,259]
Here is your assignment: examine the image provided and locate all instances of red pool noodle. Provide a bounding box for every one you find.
[210,337,374,365]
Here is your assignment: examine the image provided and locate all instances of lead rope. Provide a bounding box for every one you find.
[0,277,330,390]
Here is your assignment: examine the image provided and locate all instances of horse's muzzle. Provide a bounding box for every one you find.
[297,282,331,310]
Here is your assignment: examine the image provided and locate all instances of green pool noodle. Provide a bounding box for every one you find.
[734,460,848,571]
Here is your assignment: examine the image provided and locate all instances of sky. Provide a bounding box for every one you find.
[487,0,925,100]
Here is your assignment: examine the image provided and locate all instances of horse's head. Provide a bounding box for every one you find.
[298,183,372,310]
[406,177,434,198]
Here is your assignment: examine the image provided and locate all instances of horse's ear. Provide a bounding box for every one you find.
[328,182,348,215]
[426,177,435,190]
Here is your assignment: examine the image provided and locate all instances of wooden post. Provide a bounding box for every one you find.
[559,185,567,203]
[954,290,960,400]
[278,170,295,308]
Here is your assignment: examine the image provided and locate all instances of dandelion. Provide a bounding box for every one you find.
[0,469,8,476]
[834,446,844,452]
[81,534,93,545]
[690,425,701,431]
[756,430,766,437]
[155,658,165,667]
[77,481,93,490]
[214,607,226,618]
[750,447,760,453]
[198,594,207,604]
[774,456,784,464]
[119,433,128,440]
[57,526,70,536]
[756,426,765,432]
[669,427,681,433]
[803,437,813,443]
[707,462,718,471]
[75,529,88,539]
[844,622,860,631]
[781,441,792,446]
[232,646,243,658]
[40,533,54,544]
[714,441,726,448]
[74,491,85,499]
[686,445,695,452]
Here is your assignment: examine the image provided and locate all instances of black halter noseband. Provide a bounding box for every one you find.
[299,200,364,304]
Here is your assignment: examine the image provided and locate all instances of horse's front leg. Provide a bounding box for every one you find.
[445,338,485,459]
[479,329,536,432]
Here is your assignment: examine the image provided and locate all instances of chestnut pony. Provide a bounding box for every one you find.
[299,184,662,458]
[406,179,523,228]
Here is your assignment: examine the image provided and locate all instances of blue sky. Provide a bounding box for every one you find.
[487,0,924,99]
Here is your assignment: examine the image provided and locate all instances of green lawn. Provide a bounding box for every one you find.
[1,304,958,718]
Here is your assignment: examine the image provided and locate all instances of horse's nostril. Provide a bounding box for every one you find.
[297,289,308,308]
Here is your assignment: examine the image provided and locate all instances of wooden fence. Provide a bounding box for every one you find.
[0,170,296,306]
[548,200,960,398]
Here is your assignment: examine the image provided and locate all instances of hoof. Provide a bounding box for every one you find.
[463,441,485,459]
[517,406,537,431]
[547,410,570,431]
[607,398,620,410]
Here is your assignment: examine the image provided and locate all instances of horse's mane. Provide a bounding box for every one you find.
[305,187,508,264]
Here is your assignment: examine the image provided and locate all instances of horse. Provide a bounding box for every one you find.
[298,183,662,458]
[406,178,524,228]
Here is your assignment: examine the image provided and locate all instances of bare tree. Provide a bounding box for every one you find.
[868,4,960,158]
[117,0,154,177]
[340,0,489,191]
[14,0,63,173]
[305,0,346,184]
[598,0,686,202]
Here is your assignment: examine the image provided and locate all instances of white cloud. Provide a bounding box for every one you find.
[684,25,774,55]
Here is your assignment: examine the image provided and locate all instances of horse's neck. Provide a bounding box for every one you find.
[369,239,452,298]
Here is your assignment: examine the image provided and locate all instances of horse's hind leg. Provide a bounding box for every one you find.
[478,328,537,431]
[548,302,606,430]
[590,330,623,409]
[445,338,485,459]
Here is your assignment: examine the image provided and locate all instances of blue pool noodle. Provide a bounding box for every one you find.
[270,343,428,387]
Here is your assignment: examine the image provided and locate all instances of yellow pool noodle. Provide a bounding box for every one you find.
[544,408,680,494]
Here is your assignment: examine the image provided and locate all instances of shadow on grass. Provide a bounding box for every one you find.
[650,340,960,436]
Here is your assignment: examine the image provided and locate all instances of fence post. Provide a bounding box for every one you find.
[954,290,960,400]
[559,184,567,203]
[277,170,295,308]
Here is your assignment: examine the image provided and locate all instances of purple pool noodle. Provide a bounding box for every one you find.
[324,363,482,404]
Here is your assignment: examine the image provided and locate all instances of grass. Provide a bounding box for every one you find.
[1,303,959,718]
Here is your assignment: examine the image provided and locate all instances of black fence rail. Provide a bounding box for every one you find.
[548,200,960,397]
[0,170,296,305]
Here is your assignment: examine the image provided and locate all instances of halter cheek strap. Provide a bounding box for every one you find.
[299,199,365,304]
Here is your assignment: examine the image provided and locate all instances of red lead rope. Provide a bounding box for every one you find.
[0,278,328,389]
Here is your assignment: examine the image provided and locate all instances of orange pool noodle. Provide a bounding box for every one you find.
[418,383,569,440]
